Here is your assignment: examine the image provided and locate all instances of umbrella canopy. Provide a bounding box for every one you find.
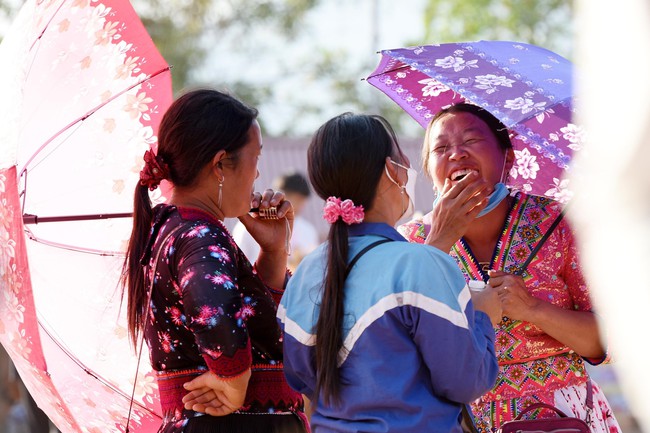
[0,0,172,431]
[367,41,581,201]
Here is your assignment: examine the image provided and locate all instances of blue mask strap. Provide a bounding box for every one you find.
[477,182,509,218]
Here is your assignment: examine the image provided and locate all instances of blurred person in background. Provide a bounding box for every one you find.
[233,171,318,272]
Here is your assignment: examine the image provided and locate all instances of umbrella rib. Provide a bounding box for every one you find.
[23,212,133,224]
[19,65,172,174]
[366,63,410,79]
[29,1,67,52]
[24,227,126,257]
[36,319,161,419]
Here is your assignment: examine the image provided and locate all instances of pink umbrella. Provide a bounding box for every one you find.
[367,41,581,201]
[0,0,172,431]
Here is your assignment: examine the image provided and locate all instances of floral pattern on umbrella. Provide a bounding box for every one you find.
[0,0,172,431]
[367,41,581,202]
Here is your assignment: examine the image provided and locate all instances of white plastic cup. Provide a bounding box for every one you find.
[468,280,486,291]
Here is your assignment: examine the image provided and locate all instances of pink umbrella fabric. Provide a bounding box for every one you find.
[367,41,582,201]
[0,0,172,431]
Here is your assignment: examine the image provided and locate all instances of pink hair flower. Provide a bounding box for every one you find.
[322,196,364,225]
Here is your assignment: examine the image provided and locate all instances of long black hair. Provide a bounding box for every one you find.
[121,89,258,347]
[307,113,404,405]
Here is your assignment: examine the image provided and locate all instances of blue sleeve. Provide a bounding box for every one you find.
[410,250,498,403]
[280,328,316,399]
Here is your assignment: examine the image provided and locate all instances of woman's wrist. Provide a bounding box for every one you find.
[522,296,544,324]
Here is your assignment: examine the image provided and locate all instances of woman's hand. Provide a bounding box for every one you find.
[237,189,294,288]
[238,189,294,254]
[470,284,502,326]
[487,270,538,321]
[425,172,489,252]
[487,270,606,358]
[182,369,251,417]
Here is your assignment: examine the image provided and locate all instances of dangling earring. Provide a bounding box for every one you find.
[217,175,225,209]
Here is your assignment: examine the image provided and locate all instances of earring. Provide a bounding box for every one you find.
[217,175,225,209]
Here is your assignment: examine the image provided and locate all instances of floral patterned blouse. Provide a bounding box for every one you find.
[142,204,303,428]
[399,192,606,429]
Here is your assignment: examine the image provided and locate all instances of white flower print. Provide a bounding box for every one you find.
[535,107,556,124]
[0,223,16,280]
[544,178,573,203]
[133,371,157,401]
[511,148,539,180]
[418,78,450,97]
[435,56,478,72]
[4,289,25,324]
[522,183,533,193]
[560,123,586,151]
[549,133,559,142]
[504,97,547,114]
[474,74,515,94]
[11,330,31,357]
[396,72,406,78]
[475,74,515,89]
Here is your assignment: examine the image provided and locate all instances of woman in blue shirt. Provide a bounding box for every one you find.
[277,113,501,432]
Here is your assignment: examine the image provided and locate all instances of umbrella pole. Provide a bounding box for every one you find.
[22,212,133,224]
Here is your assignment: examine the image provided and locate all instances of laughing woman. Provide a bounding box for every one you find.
[399,103,621,433]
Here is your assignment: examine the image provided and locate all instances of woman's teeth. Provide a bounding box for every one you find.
[451,169,476,181]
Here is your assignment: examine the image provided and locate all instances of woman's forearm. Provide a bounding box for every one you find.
[255,250,288,289]
[527,301,605,358]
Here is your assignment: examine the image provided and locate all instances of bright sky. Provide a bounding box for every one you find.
[195,0,427,137]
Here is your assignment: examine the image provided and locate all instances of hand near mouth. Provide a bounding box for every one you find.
[425,171,489,252]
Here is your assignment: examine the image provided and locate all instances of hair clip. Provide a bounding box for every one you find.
[250,206,279,220]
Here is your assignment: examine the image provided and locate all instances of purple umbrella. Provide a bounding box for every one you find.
[367,41,581,201]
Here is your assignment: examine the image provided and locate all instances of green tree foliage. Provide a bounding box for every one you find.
[421,0,573,59]
[135,0,318,93]
[2,1,571,137]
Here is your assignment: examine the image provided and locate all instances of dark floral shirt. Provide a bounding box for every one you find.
[143,204,302,420]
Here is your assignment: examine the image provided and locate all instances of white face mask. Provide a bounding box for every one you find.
[385,160,417,222]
